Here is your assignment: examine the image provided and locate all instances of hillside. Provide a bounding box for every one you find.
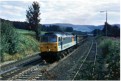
[1,18,120,32]
[44,23,120,32]
[1,21,40,62]
[44,23,104,32]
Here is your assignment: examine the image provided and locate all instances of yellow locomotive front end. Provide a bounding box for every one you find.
[40,42,58,52]
[40,33,59,61]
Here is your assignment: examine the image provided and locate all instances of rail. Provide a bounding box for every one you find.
[72,39,97,80]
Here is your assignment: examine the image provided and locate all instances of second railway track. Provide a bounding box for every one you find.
[72,39,97,80]
[1,57,42,80]
[0,53,40,72]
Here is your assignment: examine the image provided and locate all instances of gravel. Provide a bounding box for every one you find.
[39,38,94,80]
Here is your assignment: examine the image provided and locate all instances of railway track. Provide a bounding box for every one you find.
[0,47,75,80]
[10,60,45,80]
[0,38,88,80]
[72,39,97,80]
[14,39,88,80]
[0,53,40,72]
[1,58,43,80]
[0,53,41,80]
[36,38,91,80]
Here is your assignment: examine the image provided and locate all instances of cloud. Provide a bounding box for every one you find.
[40,0,120,25]
[2,5,24,11]
[0,0,120,25]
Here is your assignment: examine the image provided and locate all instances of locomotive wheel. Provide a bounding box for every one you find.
[56,55,60,61]
[64,51,68,56]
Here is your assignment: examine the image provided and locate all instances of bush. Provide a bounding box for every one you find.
[1,21,19,61]
[99,39,112,57]
[0,21,40,62]
[106,40,120,80]
[99,38,120,80]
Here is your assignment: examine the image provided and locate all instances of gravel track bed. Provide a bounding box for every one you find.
[1,57,42,80]
[0,53,40,72]
[39,38,93,80]
[72,40,97,80]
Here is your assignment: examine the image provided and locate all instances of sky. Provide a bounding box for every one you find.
[0,0,120,25]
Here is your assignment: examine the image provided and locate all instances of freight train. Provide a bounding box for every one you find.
[39,32,86,62]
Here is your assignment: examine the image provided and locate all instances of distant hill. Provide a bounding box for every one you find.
[44,23,120,32]
[1,18,119,32]
[44,23,104,32]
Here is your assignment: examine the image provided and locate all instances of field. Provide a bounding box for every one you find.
[16,29,46,36]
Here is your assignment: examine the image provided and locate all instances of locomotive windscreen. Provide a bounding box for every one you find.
[41,35,57,42]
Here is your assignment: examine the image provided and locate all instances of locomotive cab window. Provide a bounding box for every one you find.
[41,36,48,42]
[41,35,57,42]
[49,36,57,42]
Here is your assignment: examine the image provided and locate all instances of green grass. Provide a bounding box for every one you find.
[2,29,43,62]
[15,34,40,59]
[16,29,47,35]
[16,29,35,34]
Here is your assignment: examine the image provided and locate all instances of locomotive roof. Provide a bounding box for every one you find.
[43,32,74,37]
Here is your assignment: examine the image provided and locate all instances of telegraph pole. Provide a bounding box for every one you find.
[100,10,108,36]
[106,10,107,36]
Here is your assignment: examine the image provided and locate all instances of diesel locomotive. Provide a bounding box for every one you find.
[39,32,83,61]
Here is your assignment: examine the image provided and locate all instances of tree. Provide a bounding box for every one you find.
[112,25,120,37]
[46,25,63,32]
[102,22,120,37]
[65,27,73,32]
[51,25,62,32]
[26,1,41,40]
[103,22,110,36]
[92,29,102,36]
